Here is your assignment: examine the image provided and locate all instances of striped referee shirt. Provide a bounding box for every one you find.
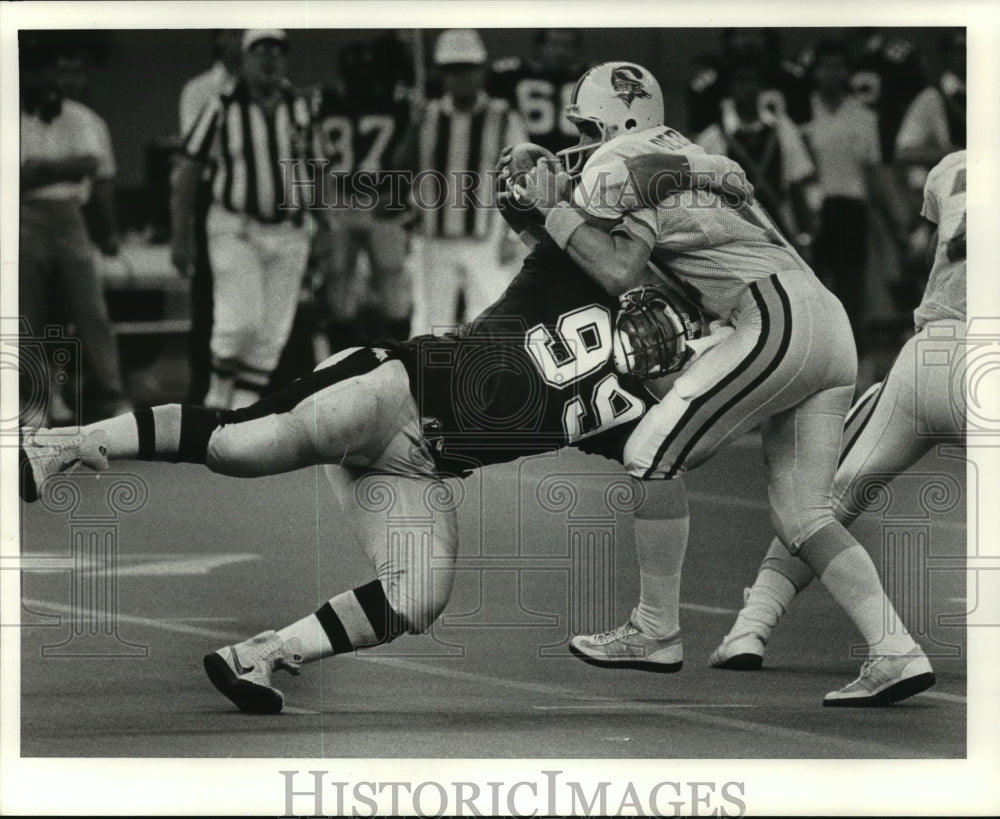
[417,91,526,239]
[182,79,321,224]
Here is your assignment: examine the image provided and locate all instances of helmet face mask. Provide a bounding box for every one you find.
[556,118,603,175]
[613,286,705,379]
[556,61,665,175]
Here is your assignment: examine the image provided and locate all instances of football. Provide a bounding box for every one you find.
[502,142,560,188]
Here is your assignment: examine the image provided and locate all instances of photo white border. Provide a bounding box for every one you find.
[2,1,999,815]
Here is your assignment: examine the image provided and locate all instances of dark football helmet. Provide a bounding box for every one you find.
[613,285,705,379]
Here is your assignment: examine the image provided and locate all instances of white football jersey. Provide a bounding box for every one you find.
[572,125,814,320]
[915,150,966,328]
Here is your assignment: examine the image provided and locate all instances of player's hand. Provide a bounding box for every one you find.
[512,157,572,217]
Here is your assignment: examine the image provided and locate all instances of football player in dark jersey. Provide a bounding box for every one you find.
[487,29,589,154]
[19,145,730,715]
[313,35,415,349]
[686,28,811,135]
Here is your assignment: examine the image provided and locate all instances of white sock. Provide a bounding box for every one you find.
[631,515,689,639]
[83,413,139,460]
[729,538,813,641]
[277,614,330,664]
[799,522,916,658]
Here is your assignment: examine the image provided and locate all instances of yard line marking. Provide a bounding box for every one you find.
[20,598,244,641]
[922,691,966,704]
[357,656,912,757]
[115,554,260,577]
[681,603,738,616]
[533,704,756,711]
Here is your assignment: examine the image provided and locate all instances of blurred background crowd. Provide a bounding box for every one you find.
[17,26,966,425]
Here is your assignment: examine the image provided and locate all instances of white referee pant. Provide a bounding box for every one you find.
[410,235,519,336]
[206,205,311,389]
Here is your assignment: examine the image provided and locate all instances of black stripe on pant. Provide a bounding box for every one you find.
[642,276,794,480]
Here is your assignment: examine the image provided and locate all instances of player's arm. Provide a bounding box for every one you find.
[544,205,654,295]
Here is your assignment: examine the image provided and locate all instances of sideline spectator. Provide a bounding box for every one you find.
[802,40,882,354]
[19,40,132,425]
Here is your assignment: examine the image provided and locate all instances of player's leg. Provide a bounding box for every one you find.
[764,385,935,706]
[711,326,951,669]
[410,237,462,336]
[572,275,805,672]
[204,415,456,713]
[204,206,264,409]
[322,212,365,351]
[18,348,407,500]
[365,216,413,340]
[568,476,689,672]
[710,382,890,669]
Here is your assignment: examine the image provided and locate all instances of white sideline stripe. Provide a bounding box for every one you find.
[359,656,910,756]
[681,603,738,616]
[922,691,966,704]
[533,704,756,712]
[20,598,244,641]
[686,490,967,531]
[359,655,601,700]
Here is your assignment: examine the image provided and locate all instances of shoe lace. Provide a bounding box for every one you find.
[258,638,303,676]
[854,657,884,682]
[593,621,638,643]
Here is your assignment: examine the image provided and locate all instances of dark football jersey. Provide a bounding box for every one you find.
[384,237,656,476]
[686,54,812,134]
[314,87,410,207]
[487,57,588,153]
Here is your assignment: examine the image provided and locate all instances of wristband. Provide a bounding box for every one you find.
[544,206,586,250]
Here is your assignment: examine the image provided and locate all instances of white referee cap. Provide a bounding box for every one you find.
[243,29,289,52]
[434,29,487,66]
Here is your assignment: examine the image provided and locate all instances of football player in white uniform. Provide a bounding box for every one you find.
[709,150,967,672]
[517,61,935,706]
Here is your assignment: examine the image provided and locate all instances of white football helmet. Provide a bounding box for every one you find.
[558,62,665,174]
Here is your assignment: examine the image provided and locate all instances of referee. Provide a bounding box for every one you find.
[401,29,527,336]
[171,29,320,410]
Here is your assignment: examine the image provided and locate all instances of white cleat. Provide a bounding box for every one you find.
[569,621,683,673]
[203,630,304,714]
[708,630,766,670]
[19,427,110,503]
[823,647,935,708]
